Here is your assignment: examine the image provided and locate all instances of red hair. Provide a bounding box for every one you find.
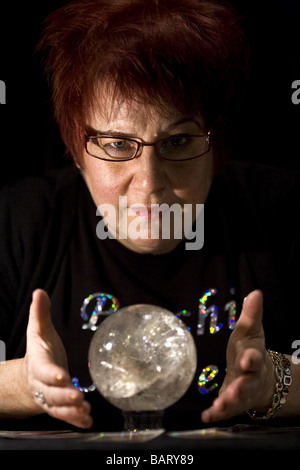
[38,0,250,168]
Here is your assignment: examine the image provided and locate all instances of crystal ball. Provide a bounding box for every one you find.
[88,304,197,411]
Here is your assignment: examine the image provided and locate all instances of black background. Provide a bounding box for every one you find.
[0,0,299,187]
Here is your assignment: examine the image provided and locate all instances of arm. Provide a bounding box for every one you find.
[0,290,93,429]
[201,290,300,423]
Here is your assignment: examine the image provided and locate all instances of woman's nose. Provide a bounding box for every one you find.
[131,146,167,196]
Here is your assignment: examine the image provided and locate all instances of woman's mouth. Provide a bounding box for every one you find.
[128,203,180,222]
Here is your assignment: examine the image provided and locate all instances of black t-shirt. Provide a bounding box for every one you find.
[0,161,299,431]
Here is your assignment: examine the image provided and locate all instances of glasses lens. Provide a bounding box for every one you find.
[87,137,138,160]
[157,135,209,160]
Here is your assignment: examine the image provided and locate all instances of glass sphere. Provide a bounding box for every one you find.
[88,304,197,412]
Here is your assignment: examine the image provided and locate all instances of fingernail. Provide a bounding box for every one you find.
[69,392,77,401]
[55,374,63,382]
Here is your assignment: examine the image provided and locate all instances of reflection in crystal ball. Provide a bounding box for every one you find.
[88,304,197,412]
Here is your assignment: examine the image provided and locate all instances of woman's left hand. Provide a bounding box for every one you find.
[201,290,275,423]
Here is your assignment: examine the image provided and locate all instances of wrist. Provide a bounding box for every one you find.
[0,358,43,419]
[17,357,43,415]
[246,350,292,421]
[256,351,277,412]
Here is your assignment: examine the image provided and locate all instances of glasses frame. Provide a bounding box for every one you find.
[84,130,211,162]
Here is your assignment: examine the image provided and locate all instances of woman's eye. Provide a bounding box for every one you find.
[170,135,188,146]
[114,141,127,149]
[105,140,129,150]
[167,135,192,147]
[99,138,137,158]
[161,135,192,150]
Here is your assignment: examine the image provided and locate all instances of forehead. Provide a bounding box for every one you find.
[89,100,155,130]
[87,94,204,135]
[86,82,204,129]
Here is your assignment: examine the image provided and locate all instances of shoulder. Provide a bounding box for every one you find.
[0,164,81,200]
[0,165,82,259]
[216,159,298,194]
[0,165,80,221]
[213,160,298,217]
[209,160,299,254]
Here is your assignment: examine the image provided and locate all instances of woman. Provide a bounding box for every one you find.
[0,0,299,431]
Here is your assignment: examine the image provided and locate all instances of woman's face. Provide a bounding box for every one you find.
[81,98,213,254]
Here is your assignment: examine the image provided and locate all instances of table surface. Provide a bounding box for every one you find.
[0,423,300,453]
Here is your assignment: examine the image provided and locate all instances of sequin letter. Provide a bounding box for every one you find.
[197,288,222,335]
[224,300,236,330]
[72,293,120,393]
[81,293,120,331]
[198,365,219,395]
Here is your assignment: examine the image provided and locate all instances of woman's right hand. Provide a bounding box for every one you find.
[20,289,93,429]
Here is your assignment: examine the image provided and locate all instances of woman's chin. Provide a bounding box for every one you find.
[117,234,183,255]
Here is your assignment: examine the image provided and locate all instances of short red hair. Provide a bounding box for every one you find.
[38,0,250,168]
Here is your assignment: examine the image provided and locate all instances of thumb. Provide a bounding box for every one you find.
[236,289,264,335]
[27,289,69,376]
[27,289,53,338]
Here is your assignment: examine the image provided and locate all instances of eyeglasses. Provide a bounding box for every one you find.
[84,131,211,162]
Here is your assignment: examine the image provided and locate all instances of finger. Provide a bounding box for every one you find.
[201,375,257,423]
[239,347,264,373]
[28,289,53,337]
[237,290,264,332]
[32,386,93,429]
[48,401,93,429]
[31,362,70,387]
[27,289,70,385]
[202,349,265,423]
[34,385,84,408]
